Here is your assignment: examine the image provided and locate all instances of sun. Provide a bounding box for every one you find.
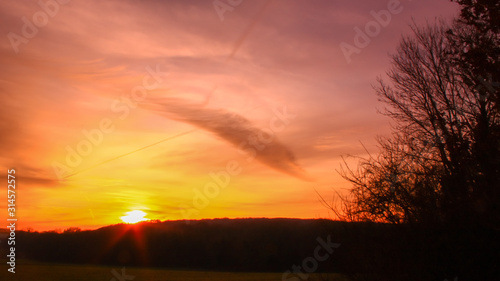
[120,210,148,224]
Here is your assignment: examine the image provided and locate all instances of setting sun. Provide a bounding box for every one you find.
[120,210,148,224]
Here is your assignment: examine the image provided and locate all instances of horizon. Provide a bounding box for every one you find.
[2,216,341,233]
[0,216,342,233]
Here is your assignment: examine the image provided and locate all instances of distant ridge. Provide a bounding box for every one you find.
[12,218,362,272]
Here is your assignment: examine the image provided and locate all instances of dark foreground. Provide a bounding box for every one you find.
[1,218,498,281]
[0,260,349,281]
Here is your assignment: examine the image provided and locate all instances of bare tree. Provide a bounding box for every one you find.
[335,20,500,227]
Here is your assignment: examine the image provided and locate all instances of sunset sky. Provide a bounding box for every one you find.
[0,0,460,231]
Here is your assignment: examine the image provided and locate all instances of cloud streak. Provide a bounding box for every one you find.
[141,97,311,181]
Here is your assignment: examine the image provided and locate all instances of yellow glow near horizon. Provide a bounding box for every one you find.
[120,210,148,224]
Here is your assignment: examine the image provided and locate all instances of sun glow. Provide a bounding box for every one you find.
[120,210,148,224]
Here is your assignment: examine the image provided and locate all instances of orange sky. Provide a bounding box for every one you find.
[0,0,459,231]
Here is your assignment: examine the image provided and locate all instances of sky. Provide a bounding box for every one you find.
[0,0,460,231]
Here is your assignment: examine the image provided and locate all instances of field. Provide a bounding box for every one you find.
[0,260,344,281]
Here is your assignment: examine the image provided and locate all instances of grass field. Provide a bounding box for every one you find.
[0,260,344,281]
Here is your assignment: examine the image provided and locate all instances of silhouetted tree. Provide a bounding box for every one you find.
[329,13,500,279]
[337,19,500,227]
[63,227,82,233]
[448,1,500,227]
[452,0,499,36]
[449,0,499,107]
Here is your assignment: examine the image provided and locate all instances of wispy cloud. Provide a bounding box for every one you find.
[141,97,311,181]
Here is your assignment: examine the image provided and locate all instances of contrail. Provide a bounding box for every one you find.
[62,104,262,180]
[63,129,197,179]
[224,0,273,63]
[201,0,273,106]
[62,1,274,179]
